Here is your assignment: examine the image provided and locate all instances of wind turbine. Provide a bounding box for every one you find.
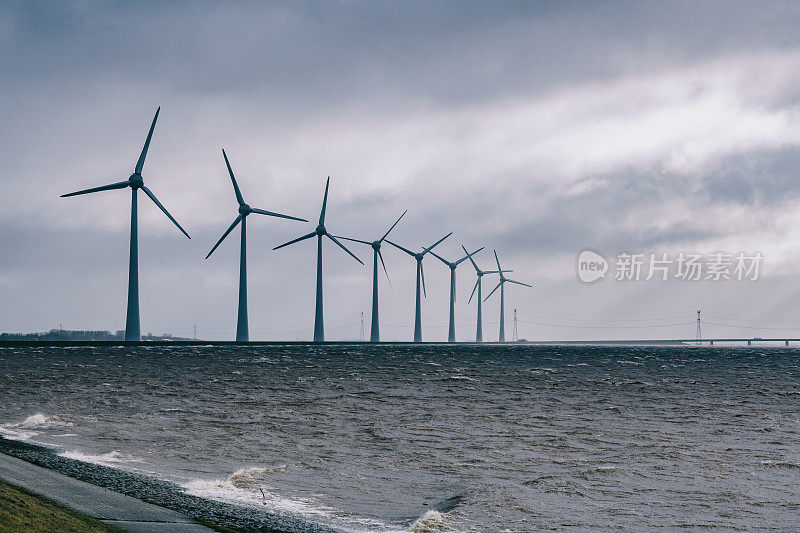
[428,246,484,342]
[273,177,363,342]
[61,107,190,342]
[386,233,452,342]
[205,149,307,342]
[333,210,407,342]
[463,245,508,343]
[484,250,531,342]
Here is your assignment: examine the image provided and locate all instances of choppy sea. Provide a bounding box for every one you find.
[1,345,799,531]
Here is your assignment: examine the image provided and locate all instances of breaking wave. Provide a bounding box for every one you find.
[181,466,439,532]
[0,413,73,442]
[59,449,145,466]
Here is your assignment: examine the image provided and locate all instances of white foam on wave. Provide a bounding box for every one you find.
[408,510,453,532]
[182,466,334,518]
[59,450,145,466]
[181,466,414,533]
[760,459,800,468]
[0,413,73,442]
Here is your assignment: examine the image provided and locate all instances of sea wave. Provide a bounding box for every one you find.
[408,510,454,533]
[182,467,335,519]
[182,466,423,533]
[59,450,145,466]
[760,459,800,469]
[0,413,73,441]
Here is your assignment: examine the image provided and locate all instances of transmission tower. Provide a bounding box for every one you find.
[512,308,519,342]
[696,310,701,342]
[359,312,365,342]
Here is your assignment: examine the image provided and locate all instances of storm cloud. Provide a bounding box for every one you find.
[2,1,800,340]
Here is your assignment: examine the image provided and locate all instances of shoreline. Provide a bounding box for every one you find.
[0,437,336,533]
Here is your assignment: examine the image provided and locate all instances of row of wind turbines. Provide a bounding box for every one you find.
[61,108,531,343]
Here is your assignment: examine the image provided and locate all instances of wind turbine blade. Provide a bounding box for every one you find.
[380,209,407,242]
[468,277,480,303]
[420,261,427,298]
[327,234,364,264]
[484,280,502,301]
[135,107,160,174]
[456,246,484,265]
[423,232,452,255]
[325,233,364,265]
[251,208,308,222]
[484,269,512,274]
[494,249,502,272]
[385,240,416,257]
[319,176,330,225]
[378,248,391,287]
[331,235,372,245]
[427,249,450,266]
[506,279,532,287]
[462,245,480,272]
[61,180,129,197]
[222,149,245,205]
[273,231,316,250]
[205,215,242,259]
[141,185,190,239]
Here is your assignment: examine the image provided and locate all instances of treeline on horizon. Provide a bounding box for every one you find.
[0,329,192,341]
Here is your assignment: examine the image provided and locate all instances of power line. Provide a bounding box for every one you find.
[516,320,694,329]
[703,321,800,331]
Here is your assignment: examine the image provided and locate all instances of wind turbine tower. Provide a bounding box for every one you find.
[463,245,505,343]
[484,250,532,342]
[273,177,363,341]
[429,246,484,342]
[387,233,452,342]
[205,149,307,341]
[61,107,190,341]
[334,210,407,342]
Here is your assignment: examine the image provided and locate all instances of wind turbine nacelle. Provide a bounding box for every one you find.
[239,203,251,215]
[316,225,326,236]
[372,241,381,250]
[128,174,144,188]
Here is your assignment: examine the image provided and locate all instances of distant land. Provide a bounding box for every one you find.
[0,329,193,342]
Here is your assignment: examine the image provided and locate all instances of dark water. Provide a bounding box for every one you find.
[1,345,799,531]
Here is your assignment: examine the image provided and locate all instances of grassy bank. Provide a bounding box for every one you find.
[0,480,123,533]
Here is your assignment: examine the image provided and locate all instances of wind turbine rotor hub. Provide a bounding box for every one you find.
[449,264,456,270]
[238,203,251,215]
[129,173,144,189]
[315,225,326,236]
[415,253,424,261]
[372,241,381,250]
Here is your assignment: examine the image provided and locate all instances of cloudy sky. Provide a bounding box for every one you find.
[2,1,800,341]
